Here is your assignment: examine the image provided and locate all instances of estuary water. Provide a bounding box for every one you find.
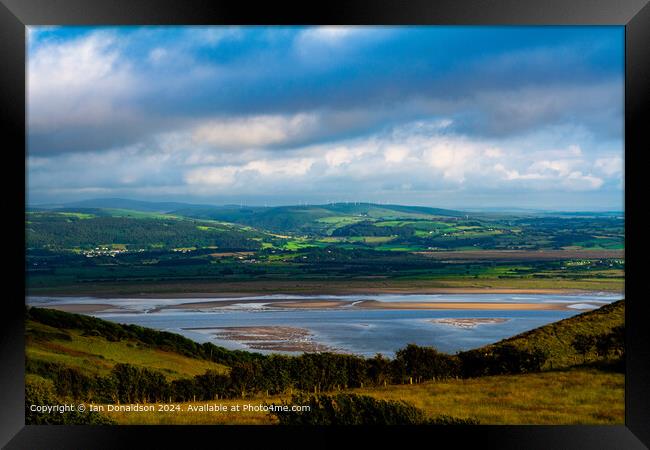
[27,293,621,357]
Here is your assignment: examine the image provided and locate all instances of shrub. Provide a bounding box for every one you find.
[394,344,461,382]
[458,344,547,377]
[25,375,115,425]
[271,393,479,425]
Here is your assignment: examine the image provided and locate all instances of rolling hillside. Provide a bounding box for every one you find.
[169,202,465,234]
[32,198,467,234]
[471,299,624,370]
[26,198,625,296]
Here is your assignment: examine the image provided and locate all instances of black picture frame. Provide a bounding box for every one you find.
[1,0,648,448]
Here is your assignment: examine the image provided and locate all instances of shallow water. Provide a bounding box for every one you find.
[27,293,621,357]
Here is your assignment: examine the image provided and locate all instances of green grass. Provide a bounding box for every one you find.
[325,236,396,244]
[58,212,96,219]
[26,320,228,380]
[374,244,427,251]
[281,239,320,250]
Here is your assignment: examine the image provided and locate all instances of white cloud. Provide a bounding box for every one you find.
[325,148,354,167]
[530,159,576,177]
[180,117,614,196]
[565,171,603,189]
[31,111,620,200]
[244,158,315,176]
[192,114,319,149]
[493,164,546,181]
[297,26,358,46]
[184,166,238,186]
[192,27,243,45]
[594,156,623,176]
[293,26,394,63]
[384,146,410,163]
[28,31,136,131]
[325,145,376,168]
[148,47,167,64]
[424,139,481,182]
[484,147,504,158]
[184,157,315,187]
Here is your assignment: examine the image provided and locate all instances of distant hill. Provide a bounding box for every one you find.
[30,198,467,233]
[25,211,267,251]
[33,198,212,213]
[27,198,624,248]
[171,202,466,233]
[30,198,621,218]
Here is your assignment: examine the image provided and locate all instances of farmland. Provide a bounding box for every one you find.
[26,199,624,295]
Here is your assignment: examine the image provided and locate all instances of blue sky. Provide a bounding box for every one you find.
[27,26,624,210]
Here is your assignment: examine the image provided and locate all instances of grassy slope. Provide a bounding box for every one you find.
[482,299,624,369]
[351,367,623,425]
[26,319,228,380]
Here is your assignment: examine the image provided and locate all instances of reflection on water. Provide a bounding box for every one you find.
[27,293,621,357]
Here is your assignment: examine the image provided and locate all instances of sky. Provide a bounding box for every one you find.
[27,26,624,210]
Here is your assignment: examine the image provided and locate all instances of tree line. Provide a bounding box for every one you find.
[26,342,549,406]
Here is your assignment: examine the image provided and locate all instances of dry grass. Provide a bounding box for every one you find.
[100,397,282,425]
[414,250,624,260]
[27,276,624,297]
[99,368,622,425]
[352,367,624,425]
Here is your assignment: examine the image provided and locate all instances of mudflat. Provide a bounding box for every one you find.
[429,318,510,329]
[354,301,572,311]
[184,326,338,353]
[27,278,622,298]
[44,303,117,313]
[161,299,579,311]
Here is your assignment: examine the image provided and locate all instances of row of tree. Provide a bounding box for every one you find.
[27,342,549,405]
[571,325,625,363]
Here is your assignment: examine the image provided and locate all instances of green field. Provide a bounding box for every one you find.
[26,320,228,379]
[26,201,624,295]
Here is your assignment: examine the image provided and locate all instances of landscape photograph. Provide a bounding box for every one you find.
[25,25,624,425]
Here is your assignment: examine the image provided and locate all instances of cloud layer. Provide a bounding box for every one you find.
[27,26,624,210]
